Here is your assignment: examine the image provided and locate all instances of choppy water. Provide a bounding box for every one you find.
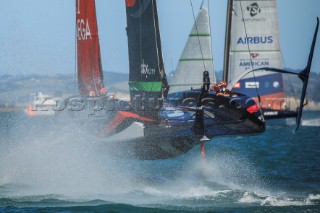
[0,111,319,212]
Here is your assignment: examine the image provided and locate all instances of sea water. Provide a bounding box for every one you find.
[0,111,319,212]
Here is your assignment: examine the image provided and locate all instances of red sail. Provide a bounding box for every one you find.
[76,0,104,96]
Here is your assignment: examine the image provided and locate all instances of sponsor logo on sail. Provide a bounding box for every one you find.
[76,0,92,40]
[76,1,92,40]
[77,19,92,40]
[237,36,273,45]
[239,60,269,67]
[141,61,155,75]
[245,82,259,88]
[125,0,136,7]
[247,3,261,17]
[273,81,280,88]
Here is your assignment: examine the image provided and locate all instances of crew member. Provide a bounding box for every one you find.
[89,90,96,96]
[213,83,221,93]
[100,87,107,95]
[216,81,234,97]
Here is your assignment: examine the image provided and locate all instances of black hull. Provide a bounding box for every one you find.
[96,113,264,160]
[97,136,196,160]
[63,91,265,160]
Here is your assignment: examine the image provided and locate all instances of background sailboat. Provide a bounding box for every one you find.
[223,0,298,119]
[169,7,215,93]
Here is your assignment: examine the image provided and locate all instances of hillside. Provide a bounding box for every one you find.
[0,71,129,107]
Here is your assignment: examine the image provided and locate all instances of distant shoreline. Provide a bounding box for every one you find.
[0,105,26,112]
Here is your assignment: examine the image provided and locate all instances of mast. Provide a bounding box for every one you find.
[76,0,105,96]
[153,0,169,98]
[223,0,233,82]
[207,0,216,84]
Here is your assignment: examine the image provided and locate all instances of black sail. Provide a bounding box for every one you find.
[125,0,169,119]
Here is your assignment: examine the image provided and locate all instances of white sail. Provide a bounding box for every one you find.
[169,8,215,94]
[224,0,287,112]
[226,0,282,81]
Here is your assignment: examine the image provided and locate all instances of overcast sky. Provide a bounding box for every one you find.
[0,0,320,76]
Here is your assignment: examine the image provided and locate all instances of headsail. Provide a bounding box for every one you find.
[224,0,286,111]
[169,8,215,94]
[125,0,169,118]
[76,0,105,96]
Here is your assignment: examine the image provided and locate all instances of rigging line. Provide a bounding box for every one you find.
[286,72,299,108]
[287,75,299,108]
[152,0,161,80]
[190,0,207,72]
[200,0,204,9]
[239,1,261,104]
[207,0,215,83]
